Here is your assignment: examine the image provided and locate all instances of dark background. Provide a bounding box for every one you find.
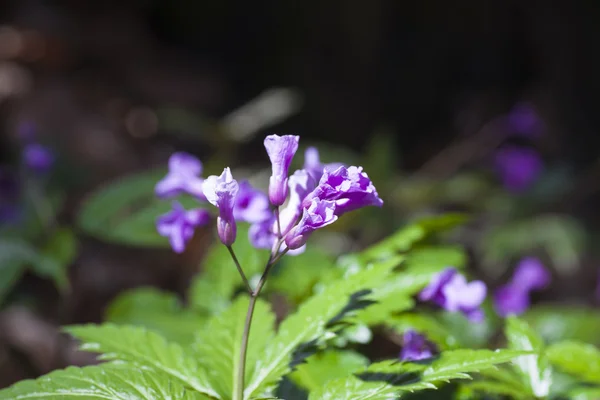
[2,0,600,389]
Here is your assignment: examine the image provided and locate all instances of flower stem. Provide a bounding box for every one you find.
[274,206,282,238]
[235,250,286,400]
[227,245,253,294]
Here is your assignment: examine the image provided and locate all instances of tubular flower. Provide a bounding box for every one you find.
[277,169,315,236]
[264,134,299,206]
[419,268,487,322]
[302,166,383,216]
[494,257,551,317]
[155,152,206,200]
[400,330,435,362]
[303,146,344,183]
[233,180,271,224]
[284,198,337,250]
[156,201,211,253]
[203,168,239,246]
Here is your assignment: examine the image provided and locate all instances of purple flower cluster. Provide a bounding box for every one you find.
[155,134,383,254]
[400,330,436,362]
[493,257,550,317]
[419,268,487,322]
[16,121,54,174]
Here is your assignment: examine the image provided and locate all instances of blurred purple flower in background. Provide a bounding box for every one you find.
[494,145,543,192]
[506,102,544,138]
[419,267,487,322]
[264,134,299,206]
[155,152,206,200]
[494,257,550,317]
[233,180,271,224]
[303,146,344,183]
[0,169,20,223]
[203,168,239,246]
[23,143,54,173]
[400,330,435,361]
[156,202,211,253]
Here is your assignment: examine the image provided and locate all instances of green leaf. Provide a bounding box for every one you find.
[566,386,600,400]
[105,287,206,345]
[36,227,77,292]
[465,380,529,399]
[65,324,219,399]
[404,245,467,270]
[190,224,269,314]
[523,305,600,345]
[546,341,600,383]
[194,296,275,400]
[0,363,208,400]
[308,349,526,399]
[76,168,208,247]
[289,351,369,392]
[358,214,468,263]
[505,316,552,397]
[388,313,460,350]
[244,257,401,399]
[269,247,337,304]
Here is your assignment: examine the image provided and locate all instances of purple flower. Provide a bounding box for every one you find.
[155,152,206,200]
[419,268,487,322]
[278,169,315,236]
[303,147,344,183]
[493,285,530,317]
[284,198,338,250]
[203,168,239,246]
[495,145,543,192]
[233,180,271,224]
[249,218,276,249]
[493,257,551,317]
[506,102,544,138]
[510,257,551,292]
[156,202,211,253]
[23,143,54,173]
[400,330,435,362]
[302,166,383,216]
[264,134,299,206]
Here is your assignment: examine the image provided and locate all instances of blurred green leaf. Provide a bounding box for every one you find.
[505,316,552,397]
[76,168,208,247]
[290,351,369,392]
[404,245,467,270]
[106,287,206,345]
[546,341,600,384]
[36,227,77,292]
[388,313,460,350]
[523,305,600,345]
[481,214,584,276]
[567,386,600,400]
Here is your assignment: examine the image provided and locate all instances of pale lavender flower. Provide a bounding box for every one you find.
[203,167,239,246]
[400,330,435,361]
[419,268,487,322]
[284,198,338,250]
[249,217,276,249]
[233,180,271,224]
[156,202,211,253]
[493,257,550,317]
[155,152,206,200]
[277,169,315,236]
[264,134,299,206]
[302,166,383,216]
[23,143,54,173]
[495,145,543,192]
[303,146,344,183]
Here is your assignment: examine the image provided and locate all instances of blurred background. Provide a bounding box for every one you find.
[2,0,600,389]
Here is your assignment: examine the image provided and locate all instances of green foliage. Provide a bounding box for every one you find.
[65,324,219,398]
[105,287,206,345]
[243,257,401,399]
[76,168,208,247]
[505,316,552,398]
[523,305,600,345]
[193,296,275,400]
[289,351,369,392]
[546,341,600,383]
[0,363,208,400]
[307,349,526,399]
[389,313,460,350]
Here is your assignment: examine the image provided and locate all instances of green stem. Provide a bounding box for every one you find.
[227,245,253,294]
[235,249,287,400]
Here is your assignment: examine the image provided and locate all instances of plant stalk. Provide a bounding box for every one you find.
[227,245,253,294]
